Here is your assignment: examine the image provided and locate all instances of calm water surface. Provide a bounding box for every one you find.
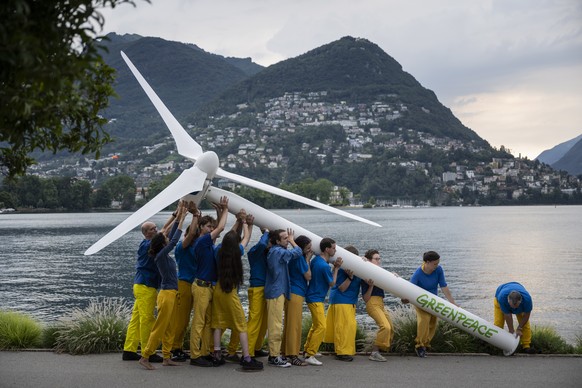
[0,206,580,342]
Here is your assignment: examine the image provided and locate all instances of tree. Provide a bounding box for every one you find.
[0,0,148,179]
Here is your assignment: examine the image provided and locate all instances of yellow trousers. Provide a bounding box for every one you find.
[282,293,304,356]
[266,294,285,357]
[366,296,393,351]
[415,306,437,349]
[123,283,157,353]
[227,286,268,355]
[324,304,356,356]
[142,289,177,359]
[189,282,213,358]
[494,298,531,348]
[172,280,193,350]
[303,302,326,356]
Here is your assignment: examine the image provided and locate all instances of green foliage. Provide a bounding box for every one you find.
[0,310,43,349]
[54,298,132,355]
[530,325,574,354]
[574,332,582,354]
[0,0,151,178]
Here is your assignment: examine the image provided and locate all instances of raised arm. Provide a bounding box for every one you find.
[329,257,343,287]
[240,214,254,248]
[210,196,229,241]
[182,201,200,248]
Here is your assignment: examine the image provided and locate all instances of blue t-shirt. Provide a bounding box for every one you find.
[247,231,269,287]
[265,244,302,300]
[288,254,310,297]
[175,240,197,283]
[155,221,181,290]
[495,282,533,314]
[133,239,160,288]
[305,255,333,303]
[410,265,447,295]
[329,268,361,304]
[361,282,385,298]
[194,233,218,283]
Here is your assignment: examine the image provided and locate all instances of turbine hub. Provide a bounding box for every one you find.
[195,151,219,179]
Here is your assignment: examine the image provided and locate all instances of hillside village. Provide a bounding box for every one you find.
[28,91,580,207]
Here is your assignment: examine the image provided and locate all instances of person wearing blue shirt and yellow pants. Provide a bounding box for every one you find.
[494,282,536,353]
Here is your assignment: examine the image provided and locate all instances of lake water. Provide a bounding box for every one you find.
[0,206,580,343]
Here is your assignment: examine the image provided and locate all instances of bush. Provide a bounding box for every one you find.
[390,305,417,353]
[574,332,582,354]
[54,298,132,355]
[41,324,66,349]
[0,310,43,349]
[531,325,574,354]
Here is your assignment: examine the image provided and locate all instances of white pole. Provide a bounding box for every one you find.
[205,187,520,355]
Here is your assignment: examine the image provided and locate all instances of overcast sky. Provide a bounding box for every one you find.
[101,0,582,159]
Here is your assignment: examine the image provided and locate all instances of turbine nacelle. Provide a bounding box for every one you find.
[194,151,218,179]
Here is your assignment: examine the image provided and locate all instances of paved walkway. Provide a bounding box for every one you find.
[1,351,580,388]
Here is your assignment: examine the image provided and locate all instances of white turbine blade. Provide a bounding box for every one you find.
[120,51,203,160]
[84,166,207,255]
[216,168,381,227]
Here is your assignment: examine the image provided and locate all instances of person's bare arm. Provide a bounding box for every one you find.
[210,196,229,240]
[338,269,354,292]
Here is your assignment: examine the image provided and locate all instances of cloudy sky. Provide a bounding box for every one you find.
[101,0,582,159]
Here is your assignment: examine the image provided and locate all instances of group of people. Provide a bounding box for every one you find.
[121,198,536,371]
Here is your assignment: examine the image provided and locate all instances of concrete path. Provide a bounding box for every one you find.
[0,351,580,388]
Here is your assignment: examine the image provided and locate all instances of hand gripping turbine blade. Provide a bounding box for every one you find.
[216,168,381,227]
[120,51,203,161]
[84,166,208,255]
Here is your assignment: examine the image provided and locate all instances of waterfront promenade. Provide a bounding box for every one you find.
[1,351,580,388]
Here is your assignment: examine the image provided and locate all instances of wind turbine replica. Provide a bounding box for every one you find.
[85,52,519,355]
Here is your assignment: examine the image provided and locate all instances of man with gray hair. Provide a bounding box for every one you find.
[494,282,537,354]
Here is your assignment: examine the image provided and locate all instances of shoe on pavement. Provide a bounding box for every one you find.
[171,349,189,362]
[289,356,308,366]
[148,353,163,363]
[241,357,264,371]
[122,351,141,361]
[523,347,540,354]
[253,349,269,357]
[369,351,387,362]
[335,355,353,362]
[305,356,323,366]
[225,353,241,363]
[190,356,214,367]
[268,356,291,368]
[415,347,427,358]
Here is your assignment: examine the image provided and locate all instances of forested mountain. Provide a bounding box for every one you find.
[194,36,485,144]
[95,33,263,152]
[14,35,580,210]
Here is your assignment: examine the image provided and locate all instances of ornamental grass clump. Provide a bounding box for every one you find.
[0,310,43,349]
[54,298,131,355]
[390,304,417,353]
[530,325,573,354]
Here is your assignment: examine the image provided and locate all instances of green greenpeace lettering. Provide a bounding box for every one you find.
[416,293,498,338]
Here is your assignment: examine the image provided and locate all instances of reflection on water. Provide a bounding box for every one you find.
[0,206,581,342]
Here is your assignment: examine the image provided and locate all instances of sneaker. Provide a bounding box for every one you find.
[225,353,241,363]
[253,349,269,357]
[212,355,225,367]
[523,347,540,354]
[190,356,214,367]
[171,349,189,362]
[148,353,163,363]
[305,356,323,366]
[415,347,427,358]
[369,351,387,362]
[289,356,308,366]
[335,354,353,362]
[268,356,291,368]
[241,357,264,371]
[122,351,141,361]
